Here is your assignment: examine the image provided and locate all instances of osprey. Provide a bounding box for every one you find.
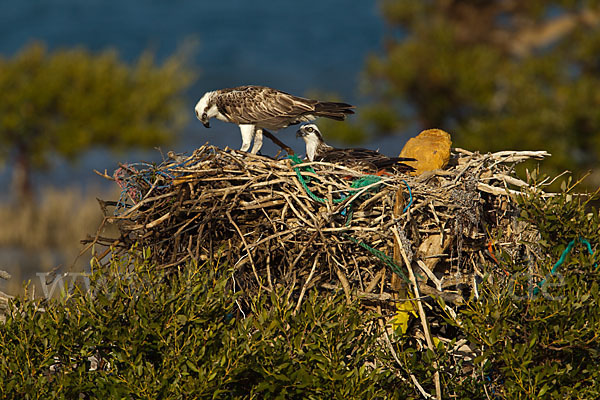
[296,124,416,173]
[194,85,354,154]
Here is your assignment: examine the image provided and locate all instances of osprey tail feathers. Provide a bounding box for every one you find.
[313,101,355,121]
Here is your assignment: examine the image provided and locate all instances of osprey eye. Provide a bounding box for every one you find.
[306,126,314,133]
[202,112,207,120]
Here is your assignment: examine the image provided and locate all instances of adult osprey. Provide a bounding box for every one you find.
[296,124,416,173]
[194,85,354,154]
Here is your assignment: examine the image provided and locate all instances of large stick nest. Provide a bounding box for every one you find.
[88,145,551,310]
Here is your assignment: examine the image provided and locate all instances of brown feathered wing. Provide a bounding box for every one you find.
[215,86,354,130]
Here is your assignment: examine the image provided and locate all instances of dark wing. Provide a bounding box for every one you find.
[216,86,354,130]
[373,157,416,173]
[320,147,416,173]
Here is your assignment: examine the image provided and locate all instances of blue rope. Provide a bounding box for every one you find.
[114,156,207,215]
[401,179,412,213]
[533,236,597,296]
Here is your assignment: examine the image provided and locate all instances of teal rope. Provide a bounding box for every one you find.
[533,236,597,296]
[289,155,382,205]
[289,154,316,182]
[350,175,382,190]
[576,238,596,268]
[344,235,410,284]
[401,180,412,213]
[289,157,418,285]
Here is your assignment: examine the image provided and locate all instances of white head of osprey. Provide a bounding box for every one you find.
[194,85,354,155]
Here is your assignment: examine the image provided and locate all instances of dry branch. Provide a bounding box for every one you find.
[87,145,553,364]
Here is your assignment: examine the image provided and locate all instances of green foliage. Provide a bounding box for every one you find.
[0,42,195,197]
[0,185,598,398]
[458,188,600,399]
[349,1,600,185]
[0,254,405,399]
[239,291,400,399]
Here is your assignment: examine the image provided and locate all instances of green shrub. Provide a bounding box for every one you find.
[0,252,406,399]
[458,187,600,399]
[0,186,598,399]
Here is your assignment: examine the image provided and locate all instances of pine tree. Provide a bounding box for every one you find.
[0,42,195,200]
[348,1,600,186]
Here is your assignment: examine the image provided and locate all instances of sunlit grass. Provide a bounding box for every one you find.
[0,185,119,296]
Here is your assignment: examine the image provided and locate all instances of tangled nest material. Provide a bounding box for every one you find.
[87,145,552,313]
[86,144,556,393]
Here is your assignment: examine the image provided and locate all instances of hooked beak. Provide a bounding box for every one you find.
[296,129,305,138]
[196,109,210,128]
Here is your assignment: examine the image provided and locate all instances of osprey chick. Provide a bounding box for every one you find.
[296,124,416,173]
[195,85,354,154]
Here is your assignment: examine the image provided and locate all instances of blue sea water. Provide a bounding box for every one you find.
[0,0,406,191]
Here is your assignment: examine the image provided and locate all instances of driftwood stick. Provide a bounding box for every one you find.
[393,227,441,400]
[379,317,434,399]
[294,254,320,314]
[227,211,271,293]
[335,267,352,305]
[364,268,385,294]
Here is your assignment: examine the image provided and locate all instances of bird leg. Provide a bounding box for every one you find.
[239,124,255,152]
[250,127,264,154]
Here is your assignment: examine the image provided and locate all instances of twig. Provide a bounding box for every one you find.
[379,317,433,399]
[393,226,442,400]
[336,267,352,304]
[226,211,271,292]
[294,254,320,314]
[93,169,116,181]
[364,268,385,293]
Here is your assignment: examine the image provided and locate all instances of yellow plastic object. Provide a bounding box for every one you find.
[390,300,418,335]
[399,129,452,175]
